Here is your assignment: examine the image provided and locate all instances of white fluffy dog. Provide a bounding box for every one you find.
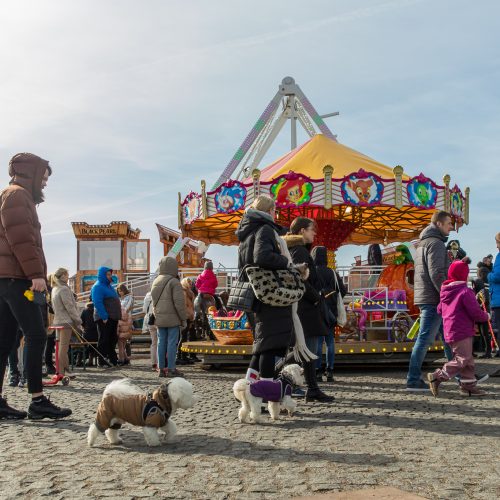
[233,364,304,424]
[87,378,196,447]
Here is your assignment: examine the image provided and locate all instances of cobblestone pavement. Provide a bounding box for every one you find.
[1,357,499,500]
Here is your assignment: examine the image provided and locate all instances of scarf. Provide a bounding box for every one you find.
[275,231,317,362]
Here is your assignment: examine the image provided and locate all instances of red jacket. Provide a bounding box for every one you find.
[0,153,50,280]
[437,281,489,343]
[195,269,218,295]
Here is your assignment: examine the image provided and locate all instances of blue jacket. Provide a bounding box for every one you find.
[488,252,500,308]
[90,267,119,321]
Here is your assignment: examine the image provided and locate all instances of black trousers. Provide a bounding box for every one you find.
[0,278,46,394]
[96,319,118,365]
[44,332,55,367]
[249,348,287,378]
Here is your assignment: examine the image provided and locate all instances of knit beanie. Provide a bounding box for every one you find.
[446,257,471,283]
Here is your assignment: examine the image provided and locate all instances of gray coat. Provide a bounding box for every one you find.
[151,257,187,328]
[413,224,450,306]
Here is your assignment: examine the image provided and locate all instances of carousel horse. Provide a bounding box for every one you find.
[193,293,226,340]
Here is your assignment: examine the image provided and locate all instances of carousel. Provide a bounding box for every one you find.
[178,77,470,365]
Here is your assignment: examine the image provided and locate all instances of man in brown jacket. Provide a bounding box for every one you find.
[0,153,71,420]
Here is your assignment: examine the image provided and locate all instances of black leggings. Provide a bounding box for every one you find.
[0,278,46,394]
[249,348,287,378]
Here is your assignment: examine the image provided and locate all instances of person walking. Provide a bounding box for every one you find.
[236,195,295,382]
[151,257,187,377]
[406,211,453,391]
[284,218,335,402]
[117,284,133,365]
[91,267,122,367]
[142,291,158,370]
[488,232,500,357]
[50,268,82,379]
[427,258,489,397]
[311,246,347,382]
[0,152,71,419]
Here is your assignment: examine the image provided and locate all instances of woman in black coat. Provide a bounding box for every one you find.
[283,218,334,402]
[236,195,293,380]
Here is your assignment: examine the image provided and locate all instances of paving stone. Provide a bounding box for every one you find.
[1,358,499,499]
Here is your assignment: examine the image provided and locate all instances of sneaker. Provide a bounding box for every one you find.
[27,396,72,420]
[291,388,306,398]
[158,369,167,378]
[0,397,27,420]
[8,375,20,387]
[475,373,489,384]
[460,387,487,397]
[427,373,441,397]
[406,380,430,392]
[151,364,158,371]
[18,377,26,388]
[167,369,184,378]
[326,370,334,383]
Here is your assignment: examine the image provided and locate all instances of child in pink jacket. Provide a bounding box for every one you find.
[195,261,218,296]
[428,258,489,397]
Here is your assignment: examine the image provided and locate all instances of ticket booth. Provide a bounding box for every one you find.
[72,221,150,294]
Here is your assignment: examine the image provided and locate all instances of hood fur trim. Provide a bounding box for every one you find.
[283,234,305,248]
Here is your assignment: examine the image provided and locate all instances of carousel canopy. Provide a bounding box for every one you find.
[180,135,469,250]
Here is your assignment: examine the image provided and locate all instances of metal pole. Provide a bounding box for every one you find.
[290,95,297,149]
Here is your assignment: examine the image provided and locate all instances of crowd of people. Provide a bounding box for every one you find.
[0,154,498,422]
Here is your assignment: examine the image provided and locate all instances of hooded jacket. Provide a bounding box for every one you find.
[311,246,347,324]
[151,257,186,328]
[283,235,327,338]
[437,282,489,343]
[0,153,50,280]
[236,209,293,353]
[488,252,500,308]
[90,267,121,322]
[413,224,450,306]
[195,268,218,295]
[236,209,289,273]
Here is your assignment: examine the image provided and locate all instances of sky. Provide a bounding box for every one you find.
[0,0,499,275]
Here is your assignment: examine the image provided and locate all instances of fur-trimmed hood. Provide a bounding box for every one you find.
[283,234,305,248]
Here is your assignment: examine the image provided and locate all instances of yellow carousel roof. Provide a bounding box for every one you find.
[255,134,410,181]
[181,135,467,249]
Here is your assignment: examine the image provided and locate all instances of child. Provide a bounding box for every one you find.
[427,257,489,397]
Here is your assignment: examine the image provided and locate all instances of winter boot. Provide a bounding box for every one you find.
[304,362,335,403]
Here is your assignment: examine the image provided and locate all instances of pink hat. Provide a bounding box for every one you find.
[446,257,470,283]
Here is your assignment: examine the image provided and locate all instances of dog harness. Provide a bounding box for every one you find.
[249,374,294,402]
[94,389,172,432]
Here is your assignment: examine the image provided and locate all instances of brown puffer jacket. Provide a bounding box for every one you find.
[181,284,195,321]
[0,153,51,280]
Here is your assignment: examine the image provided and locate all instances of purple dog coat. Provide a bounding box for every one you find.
[249,376,293,402]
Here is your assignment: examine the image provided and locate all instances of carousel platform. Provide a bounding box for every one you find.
[181,340,445,367]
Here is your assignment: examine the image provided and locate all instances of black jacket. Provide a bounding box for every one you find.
[283,235,327,338]
[236,209,292,353]
[311,246,347,325]
[81,304,99,342]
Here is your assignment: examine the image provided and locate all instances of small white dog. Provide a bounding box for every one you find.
[233,364,304,424]
[87,378,196,447]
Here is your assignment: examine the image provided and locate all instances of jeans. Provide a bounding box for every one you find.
[0,278,46,394]
[157,326,180,370]
[96,319,118,365]
[316,331,335,370]
[407,304,442,385]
